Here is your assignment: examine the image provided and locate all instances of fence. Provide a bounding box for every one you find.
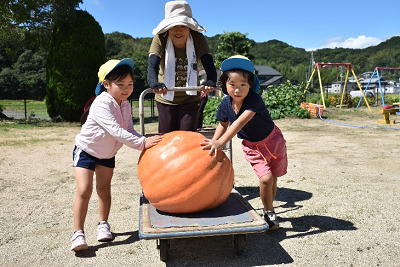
[0,98,157,121]
[0,100,49,120]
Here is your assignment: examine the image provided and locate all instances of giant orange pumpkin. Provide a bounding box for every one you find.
[137,131,234,214]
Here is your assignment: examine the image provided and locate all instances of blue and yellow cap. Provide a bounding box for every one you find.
[220,55,260,92]
[95,58,134,96]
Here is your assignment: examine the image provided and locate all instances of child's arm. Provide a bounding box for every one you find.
[212,121,229,140]
[201,110,255,155]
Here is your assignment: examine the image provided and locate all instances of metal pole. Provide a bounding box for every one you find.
[376,69,385,106]
[139,88,154,135]
[356,69,376,109]
[24,86,27,119]
[317,68,326,108]
[339,69,350,108]
[304,68,316,95]
[352,69,372,112]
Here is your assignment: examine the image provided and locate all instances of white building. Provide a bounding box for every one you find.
[326,72,399,95]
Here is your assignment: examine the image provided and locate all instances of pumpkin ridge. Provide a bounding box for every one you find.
[153,162,224,213]
[137,131,234,213]
[150,149,210,202]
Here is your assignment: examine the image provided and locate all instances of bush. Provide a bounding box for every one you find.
[328,96,337,107]
[383,95,399,105]
[350,96,374,107]
[262,81,309,119]
[203,96,223,125]
[46,10,106,122]
[202,81,310,125]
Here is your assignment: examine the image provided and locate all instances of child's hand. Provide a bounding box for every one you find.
[145,135,162,149]
[200,138,221,157]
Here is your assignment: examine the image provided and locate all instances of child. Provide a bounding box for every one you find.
[201,56,287,230]
[71,58,162,251]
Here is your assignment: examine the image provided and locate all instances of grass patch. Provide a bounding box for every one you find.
[0,138,61,147]
[0,99,46,108]
[0,121,80,147]
[0,120,80,130]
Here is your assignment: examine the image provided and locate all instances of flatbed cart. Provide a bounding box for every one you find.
[137,87,269,261]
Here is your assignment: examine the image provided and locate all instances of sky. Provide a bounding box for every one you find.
[79,0,400,51]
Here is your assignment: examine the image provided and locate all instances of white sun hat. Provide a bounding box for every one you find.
[152,1,207,35]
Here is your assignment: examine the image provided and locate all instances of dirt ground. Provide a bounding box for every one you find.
[0,106,399,266]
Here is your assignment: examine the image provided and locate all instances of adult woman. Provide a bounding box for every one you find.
[147,0,217,133]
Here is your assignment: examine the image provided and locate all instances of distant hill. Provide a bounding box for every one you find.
[204,35,400,83]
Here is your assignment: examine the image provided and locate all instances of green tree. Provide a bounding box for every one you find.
[104,32,152,98]
[214,31,254,67]
[0,0,82,53]
[46,9,106,121]
[0,67,17,99]
[13,49,47,100]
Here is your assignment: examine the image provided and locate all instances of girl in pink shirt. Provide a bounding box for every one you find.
[71,58,162,251]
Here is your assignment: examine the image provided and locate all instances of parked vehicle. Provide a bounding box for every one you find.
[350,90,375,99]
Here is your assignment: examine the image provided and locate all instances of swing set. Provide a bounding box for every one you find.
[304,62,372,112]
[356,67,400,109]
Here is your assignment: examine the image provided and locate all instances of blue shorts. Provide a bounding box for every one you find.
[73,146,115,170]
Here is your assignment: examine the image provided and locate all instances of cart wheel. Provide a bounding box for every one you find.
[159,239,169,261]
[233,234,247,256]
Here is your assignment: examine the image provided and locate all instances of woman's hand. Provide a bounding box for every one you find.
[145,135,163,149]
[201,80,215,94]
[150,83,167,95]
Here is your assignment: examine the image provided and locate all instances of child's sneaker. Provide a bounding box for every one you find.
[97,221,113,241]
[71,230,88,251]
[264,210,280,230]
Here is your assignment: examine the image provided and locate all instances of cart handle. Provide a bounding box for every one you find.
[137,87,231,162]
[139,87,221,135]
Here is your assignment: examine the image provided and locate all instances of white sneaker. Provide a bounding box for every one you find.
[71,230,88,251]
[97,221,113,241]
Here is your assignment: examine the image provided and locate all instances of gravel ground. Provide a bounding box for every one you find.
[0,107,399,266]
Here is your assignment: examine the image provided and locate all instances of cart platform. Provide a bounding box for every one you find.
[138,188,268,260]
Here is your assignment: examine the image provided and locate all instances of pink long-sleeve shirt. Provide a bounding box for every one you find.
[75,92,145,159]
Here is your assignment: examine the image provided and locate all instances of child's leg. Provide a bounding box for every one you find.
[73,167,94,232]
[95,165,114,222]
[259,173,276,211]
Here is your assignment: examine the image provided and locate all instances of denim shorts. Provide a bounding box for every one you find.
[242,126,287,178]
[73,146,115,170]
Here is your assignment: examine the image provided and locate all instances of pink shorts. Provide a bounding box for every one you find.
[242,126,287,178]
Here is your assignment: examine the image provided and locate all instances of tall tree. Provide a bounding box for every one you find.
[0,0,82,53]
[104,33,152,96]
[46,9,105,121]
[214,31,254,67]
[14,49,47,100]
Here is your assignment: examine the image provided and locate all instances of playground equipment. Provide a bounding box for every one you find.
[356,67,400,109]
[304,62,372,112]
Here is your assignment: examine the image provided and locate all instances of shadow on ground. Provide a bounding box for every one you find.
[74,231,140,258]
[138,186,354,266]
[76,187,356,265]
